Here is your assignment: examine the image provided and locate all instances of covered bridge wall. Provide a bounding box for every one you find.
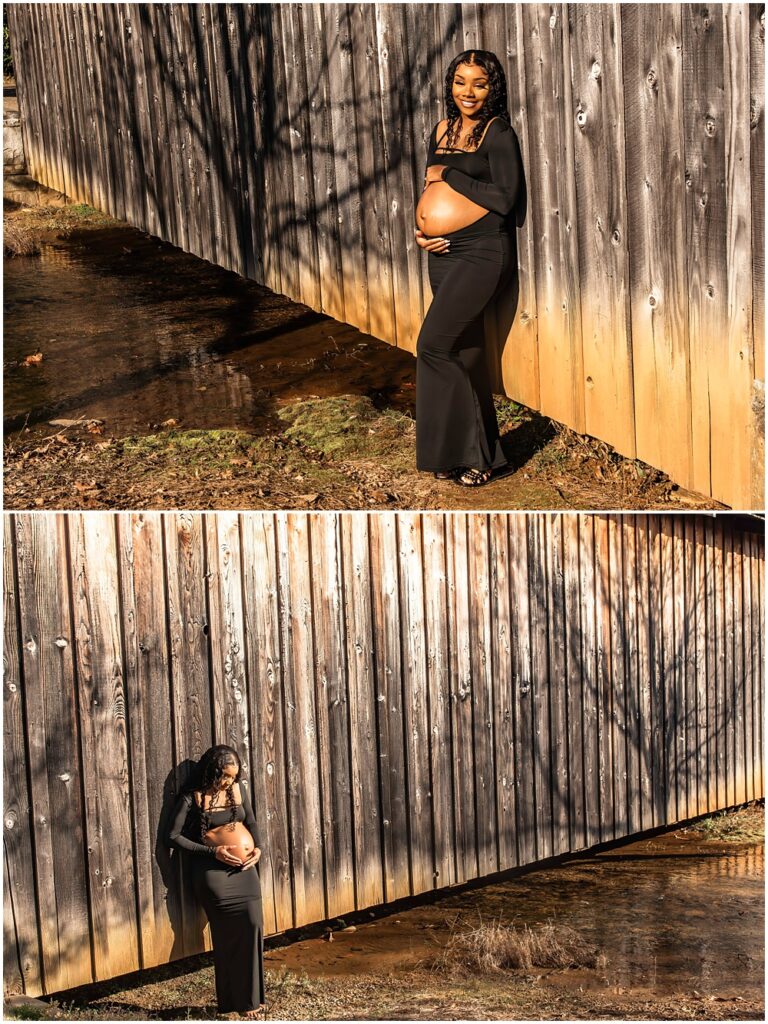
[6,3,765,508]
[3,510,765,996]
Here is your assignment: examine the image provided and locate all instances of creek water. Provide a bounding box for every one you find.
[3,225,415,439]
[266,823,764,1001]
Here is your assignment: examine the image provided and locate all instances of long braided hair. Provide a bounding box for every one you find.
[190,744,242,840]
[442,50,512,150]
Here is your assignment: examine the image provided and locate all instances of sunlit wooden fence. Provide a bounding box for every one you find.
[4,510,764,996]
[6,3,765,509]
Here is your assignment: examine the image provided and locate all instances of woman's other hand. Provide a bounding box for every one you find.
[240,847,262,871]
[424,165,447,185]
[213,845,243,867]
[415,228,450,254]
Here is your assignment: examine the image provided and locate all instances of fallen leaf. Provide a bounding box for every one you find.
[23,351,44,365]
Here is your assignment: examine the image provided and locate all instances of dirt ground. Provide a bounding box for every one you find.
[3,201,724,512]
[4,804,763,1022]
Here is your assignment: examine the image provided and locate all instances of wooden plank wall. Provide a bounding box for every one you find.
[3,511,765,997]
[6,3,764,509]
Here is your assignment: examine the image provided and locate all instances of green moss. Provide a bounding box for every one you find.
[277,395,415,466]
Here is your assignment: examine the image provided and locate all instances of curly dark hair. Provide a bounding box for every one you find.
[442,50,511,150]
[187,744,242,840]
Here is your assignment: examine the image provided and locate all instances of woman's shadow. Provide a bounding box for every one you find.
[483,176,557,473]
[157,760,210,964]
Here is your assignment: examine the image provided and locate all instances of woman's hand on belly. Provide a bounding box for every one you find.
[240,846,262,872]
[415,228,450,254]
[212,845,245,867]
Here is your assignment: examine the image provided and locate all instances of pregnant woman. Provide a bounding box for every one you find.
[168,745,265,1019]
[414,49,523,486]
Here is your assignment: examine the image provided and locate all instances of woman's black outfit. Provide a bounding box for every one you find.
[416,117,523,474]
[167,784,265,1014]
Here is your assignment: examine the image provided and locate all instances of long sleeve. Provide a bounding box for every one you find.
[167,791,215,856]
[442,120,522,215]
[240,783,262,849]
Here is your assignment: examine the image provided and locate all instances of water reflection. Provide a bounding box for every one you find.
[3,227,415,438]
[267,828,764,1000]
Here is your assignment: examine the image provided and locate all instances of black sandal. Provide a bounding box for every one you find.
[455,467,492,487]
[434,470,456,480]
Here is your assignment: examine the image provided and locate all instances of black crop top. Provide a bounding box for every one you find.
[425,116,523,221]
[167,782,262,857]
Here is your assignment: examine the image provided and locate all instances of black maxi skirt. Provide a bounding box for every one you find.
[415,212,516,473]
[191,857,265,1013]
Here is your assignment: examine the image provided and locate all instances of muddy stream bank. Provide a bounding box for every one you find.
[3,203,721,511]
[8,805,763,1021]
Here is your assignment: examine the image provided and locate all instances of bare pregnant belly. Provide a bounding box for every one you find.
[204,821,254,864]
[415,181,489,236]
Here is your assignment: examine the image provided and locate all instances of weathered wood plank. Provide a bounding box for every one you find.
[239,514,292,934]
[116,513,176,970]
[204,513,250,757]
[750,6,765,492]
[447,513,478,880]
[397,513,434,894]
[300,4,343,320]
[569,4,634,456]
[349,2,395,342]
[422,514,456,887]
[307,513,355,920]
[608,515,628,837]
[14,513,92,992]
[509,514,535,864]
[163,512,213,958]
[623,516,642,835]
[579,515,600,846]
[635,516,655,831]
[67,513,140,979]
[341,513,384,909]
[547,513,570,855]
[489,512,517,870]
[368,513,409,904]
[3,516,44,996]
[624,4,692,487]
[528,514,553,859]
[594,515,615,841]
[276,513,324,925]
[693,516,708,815]
[563,514,586,850]
[519,4,577,422]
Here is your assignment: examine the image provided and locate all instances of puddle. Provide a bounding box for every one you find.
[3,226,415,439]
[266,819,764,1001]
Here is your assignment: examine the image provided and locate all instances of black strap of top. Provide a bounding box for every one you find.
[434,118,498,153]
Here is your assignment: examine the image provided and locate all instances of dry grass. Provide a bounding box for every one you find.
[687,803,764,843]
[423,916,602,977]
[3,217,41,257]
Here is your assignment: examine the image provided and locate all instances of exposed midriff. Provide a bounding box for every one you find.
[415,178,489,237]
[203,819,255,864]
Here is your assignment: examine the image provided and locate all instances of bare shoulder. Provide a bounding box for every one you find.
[234,780,245,805]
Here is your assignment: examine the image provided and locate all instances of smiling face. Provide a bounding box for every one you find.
[451,61,490,118]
